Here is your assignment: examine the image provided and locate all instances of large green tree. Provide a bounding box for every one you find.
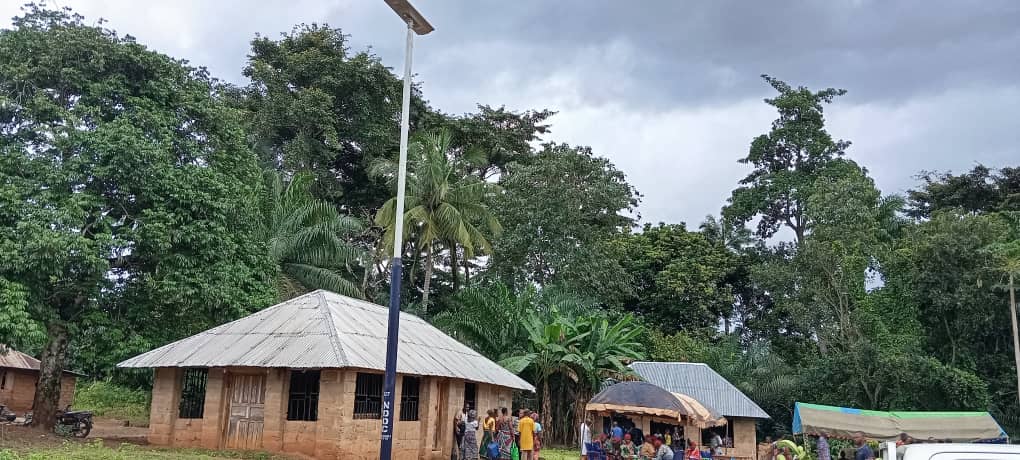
[907,165,1020,218]
[726,75,850,245]
[491,143,639,303]
[0,6,275,427]
[243,24,435,213]
[443,104,554,180]
[613,223,737,332]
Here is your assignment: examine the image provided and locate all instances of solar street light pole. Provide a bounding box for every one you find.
[380,2,432,459]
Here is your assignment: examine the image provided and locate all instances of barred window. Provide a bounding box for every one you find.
[178,368,207,419]
[354,373,383,419]
[0,370,7,390]
[464,382,477,411]
[399,377,420,421]
[287,370,320,421]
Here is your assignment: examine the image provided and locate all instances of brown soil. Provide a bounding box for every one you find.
[0,416,149,449]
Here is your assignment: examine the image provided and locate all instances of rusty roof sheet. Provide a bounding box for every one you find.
[0,346,40,371]
[117,290,535,391]
[0,346,85,377]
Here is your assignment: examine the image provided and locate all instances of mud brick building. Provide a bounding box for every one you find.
[119,290,534,459]
[0,346,78,414]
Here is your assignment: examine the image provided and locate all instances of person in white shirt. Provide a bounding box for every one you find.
[711,431,724,456]
[580,418,592,459]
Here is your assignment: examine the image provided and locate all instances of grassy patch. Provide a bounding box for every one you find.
[74,381,150,427]
[0,440,287,460]
[540,447,577,460]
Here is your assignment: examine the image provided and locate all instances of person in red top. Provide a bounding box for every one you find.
[684,440,702,460]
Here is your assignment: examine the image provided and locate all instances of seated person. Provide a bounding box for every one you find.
[654,436,675,460]
[641,435,659,460]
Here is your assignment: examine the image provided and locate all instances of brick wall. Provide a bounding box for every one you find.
[0,369,76,414]
[148,368,179,445]
[59,375,76,409]
[730,417,757,459]
[145,367,519,460]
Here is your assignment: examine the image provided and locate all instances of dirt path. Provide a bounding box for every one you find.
[0,416,148,449]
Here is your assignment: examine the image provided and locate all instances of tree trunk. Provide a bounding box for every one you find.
[421,242,435,313]
[31,321,70,429]
[464,257,471,285]
[1009,272,1020,405]
[450,243,459,292]
[541,379,551,439]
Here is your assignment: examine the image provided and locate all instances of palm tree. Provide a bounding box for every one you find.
[699,214,754,252]
[498,311,644,445]
[569,315,645,442]
[257,170,364,300]
[374,130,501,310]
[432,282,594,361]
[500,314,587,442]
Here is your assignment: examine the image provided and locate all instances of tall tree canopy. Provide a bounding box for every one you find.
[907,165,1020,217]
[613,223,737,332]
[726,75,850,245]
[243,24,432,213]
[491,143,640,302]
[0,6,275,427]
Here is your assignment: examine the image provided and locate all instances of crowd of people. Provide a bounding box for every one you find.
[453,405,543,460]
[578,419,727,460]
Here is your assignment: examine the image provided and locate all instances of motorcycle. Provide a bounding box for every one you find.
[0,405,15,423]
[55,404,93,438]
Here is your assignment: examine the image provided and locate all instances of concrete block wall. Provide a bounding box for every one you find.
[199,369,227,449]
[145,367,518,460]
[729,417,757,460]
[148,368,180,445]
[0,370,77,413]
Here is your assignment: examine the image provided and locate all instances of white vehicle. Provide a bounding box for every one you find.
[880,441,1020,460]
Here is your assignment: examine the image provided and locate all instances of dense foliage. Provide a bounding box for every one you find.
[1,5,1018,444]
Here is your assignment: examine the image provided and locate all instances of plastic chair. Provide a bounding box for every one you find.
[586,442,608,460]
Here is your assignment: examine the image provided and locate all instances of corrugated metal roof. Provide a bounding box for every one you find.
[117,290,535,391]
[0,346,40,371]
[629,361,770,419]
[0,346,85,377]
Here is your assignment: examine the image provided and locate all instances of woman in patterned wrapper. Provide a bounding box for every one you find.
[496,407,514,459]
[463,410,479,460]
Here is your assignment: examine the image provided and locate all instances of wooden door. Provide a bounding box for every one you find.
[225,373,266,450]
[433,379,449,452]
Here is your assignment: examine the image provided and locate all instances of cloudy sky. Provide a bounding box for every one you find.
[5,1,1019,226]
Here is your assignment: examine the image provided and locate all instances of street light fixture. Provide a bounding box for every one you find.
[380,1,432,460]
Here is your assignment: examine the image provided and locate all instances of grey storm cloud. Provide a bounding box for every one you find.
[2,1,1018,228]
[395,0,1020,109]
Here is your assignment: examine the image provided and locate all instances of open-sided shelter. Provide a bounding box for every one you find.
[792,402,1008,442]
[118,290,534,459]
[630,362,770,460]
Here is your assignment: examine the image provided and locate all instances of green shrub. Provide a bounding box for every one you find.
[74,380,150,426]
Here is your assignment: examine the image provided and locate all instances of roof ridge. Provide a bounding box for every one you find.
[317,291,348,367]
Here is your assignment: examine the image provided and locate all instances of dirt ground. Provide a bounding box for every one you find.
[0,417,148,449]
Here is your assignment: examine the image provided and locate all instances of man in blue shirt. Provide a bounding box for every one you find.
[612,421,624,440]
[853,431,874,460]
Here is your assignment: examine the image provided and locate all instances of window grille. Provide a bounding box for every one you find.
[287,370,320,421]
[354,373,383,419]
[399,376,420,421]
[178,368,207,419]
